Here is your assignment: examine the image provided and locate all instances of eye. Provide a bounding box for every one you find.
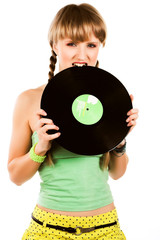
[88,43,97,48]
[67,42,76,47]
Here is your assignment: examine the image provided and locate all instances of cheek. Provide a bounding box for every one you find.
[58,48,74,70]
[59,48,73,63]
[59,52,68,63]
[90,49,99,64]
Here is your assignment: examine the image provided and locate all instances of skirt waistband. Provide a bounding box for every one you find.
[32,205,119,229]
[31,213,117,236]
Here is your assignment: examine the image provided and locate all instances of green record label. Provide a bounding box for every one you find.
[72,94,103,125]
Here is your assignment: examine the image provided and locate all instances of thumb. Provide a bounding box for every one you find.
[130,94,134,102]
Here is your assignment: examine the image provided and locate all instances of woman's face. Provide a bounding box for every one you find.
[53,33,101,71]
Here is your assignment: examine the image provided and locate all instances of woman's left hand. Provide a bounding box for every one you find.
[126,94,139,133]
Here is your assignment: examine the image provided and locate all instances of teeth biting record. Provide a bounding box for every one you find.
[72,63,87,67]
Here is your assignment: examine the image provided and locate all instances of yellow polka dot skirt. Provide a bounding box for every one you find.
[22,205,126,240]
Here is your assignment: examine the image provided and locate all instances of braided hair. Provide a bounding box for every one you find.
[48,50,57,82]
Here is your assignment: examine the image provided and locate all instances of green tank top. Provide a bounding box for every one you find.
[32,131,113,211]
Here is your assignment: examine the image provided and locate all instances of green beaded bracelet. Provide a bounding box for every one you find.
[29,142,46,163]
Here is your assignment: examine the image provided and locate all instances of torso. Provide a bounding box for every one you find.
[26,84,115,216]
[37,202,115,217]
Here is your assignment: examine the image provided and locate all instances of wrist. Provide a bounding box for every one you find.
[111,139,127,157]
[29,143,46,163]
[34,143,47,156]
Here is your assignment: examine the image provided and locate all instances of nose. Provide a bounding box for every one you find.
[76,45,87,61]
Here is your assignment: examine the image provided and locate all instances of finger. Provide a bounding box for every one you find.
[130,94,134,102]
[126,113,138,122]
[127,120,136,127]
[38,118,54,127]
[36,109,47,118]
[48,132,61,141]
[36,119,53,129]
[127,108,139,116]
[39,130,61,141]
[43,124,59,132]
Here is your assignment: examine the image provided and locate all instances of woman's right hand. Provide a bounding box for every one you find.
[34,109,61,156]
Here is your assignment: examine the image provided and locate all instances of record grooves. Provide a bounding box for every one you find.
[41,66,132,155]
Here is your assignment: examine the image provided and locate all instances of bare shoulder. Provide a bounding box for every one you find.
[17,84,45,104]
[16,85,45,112]
[8,85,46,162]
[13,85,46,130]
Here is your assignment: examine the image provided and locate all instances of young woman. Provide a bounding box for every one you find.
[8,4,138,240]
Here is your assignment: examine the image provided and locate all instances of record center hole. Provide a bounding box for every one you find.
[86,108,89,111]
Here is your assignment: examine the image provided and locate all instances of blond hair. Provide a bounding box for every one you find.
[48,3,107,81]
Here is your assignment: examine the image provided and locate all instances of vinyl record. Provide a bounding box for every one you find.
[41,66,132,155]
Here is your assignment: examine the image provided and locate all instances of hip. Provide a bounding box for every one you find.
[22,205,126,240]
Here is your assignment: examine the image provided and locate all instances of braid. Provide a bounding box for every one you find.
[45,50,57,166]
[48,50,57,82]
[95,60,99,68]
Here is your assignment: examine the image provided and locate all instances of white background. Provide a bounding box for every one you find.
[0,0,160,239]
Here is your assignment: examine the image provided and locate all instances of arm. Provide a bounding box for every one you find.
[7,90,60,186]
[108,95,139,180]
[108,140,129,180]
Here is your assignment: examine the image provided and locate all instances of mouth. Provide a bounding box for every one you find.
[72,62,88,67]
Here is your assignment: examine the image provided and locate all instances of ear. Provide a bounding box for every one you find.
[52,43,58,56]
